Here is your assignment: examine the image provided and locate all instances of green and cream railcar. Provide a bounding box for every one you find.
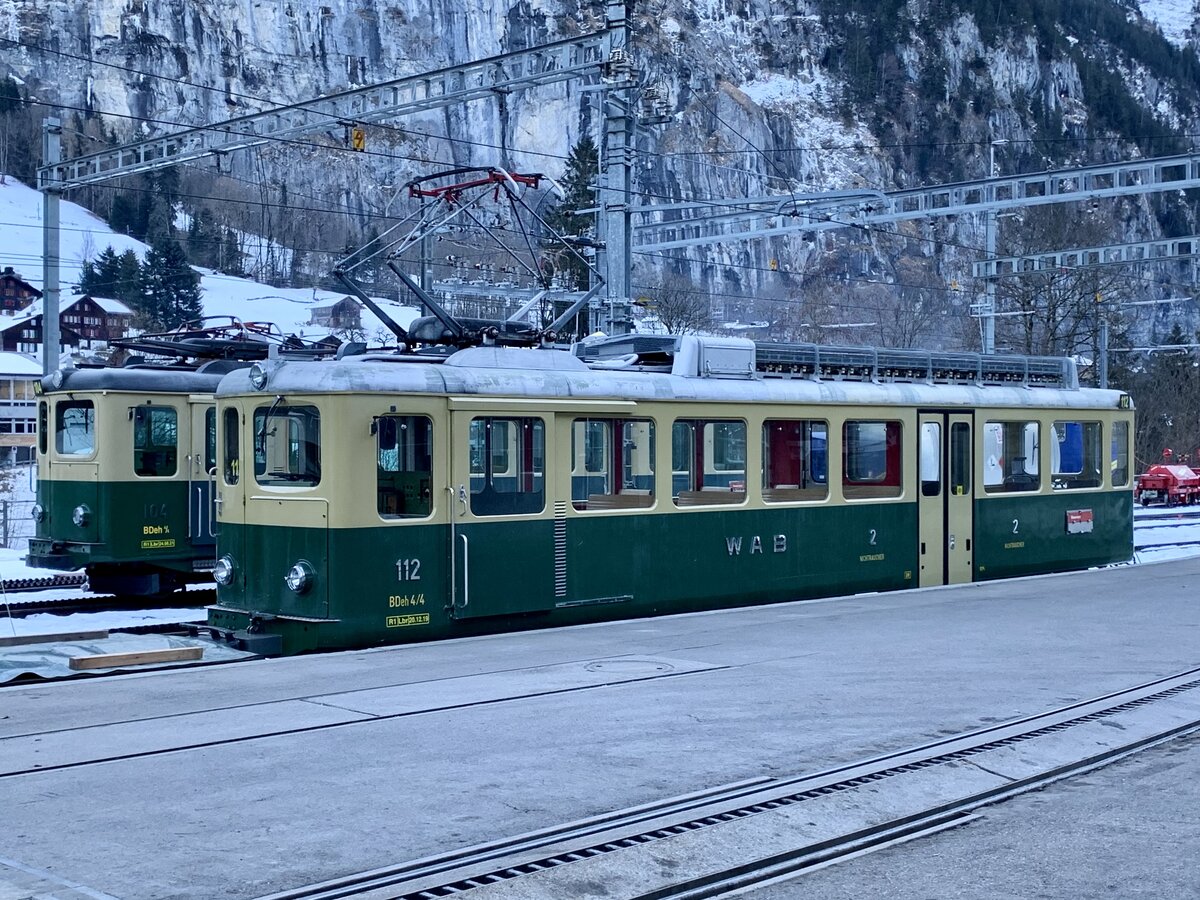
[207,337,1133,655]
[29,365,233,594]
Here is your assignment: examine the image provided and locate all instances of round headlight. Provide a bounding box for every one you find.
[249,362,268,391]
[46,369,64,391]
[213,555,236,586]
[31,503,44,523]
[72,504,90,527]
[285,560,314,594]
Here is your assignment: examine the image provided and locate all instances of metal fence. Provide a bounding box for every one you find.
[0,500,35,549]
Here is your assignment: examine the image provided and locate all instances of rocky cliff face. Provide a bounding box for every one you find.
[3,0,1200,346]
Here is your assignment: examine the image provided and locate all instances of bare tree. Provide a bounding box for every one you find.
[993,205,1133,361]
[646,277,715,335]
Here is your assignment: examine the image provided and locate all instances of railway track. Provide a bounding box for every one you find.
[250,667,1200,900]
[0,589,214,619]
[0,573,87,593]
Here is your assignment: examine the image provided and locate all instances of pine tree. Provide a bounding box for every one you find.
[141,239,203,330]
[187,207,219,268]
[220,227,245,277]
[78,247,124,296]
[116,250,143,308]
[109,192,140,236]
[544,135,599,291]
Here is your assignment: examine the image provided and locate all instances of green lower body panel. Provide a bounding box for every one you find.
[209,493,1133,655]
[212,503,921,654]
[30,479,216,593]
[973,491,1133,580]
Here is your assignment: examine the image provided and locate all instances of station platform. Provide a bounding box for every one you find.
[3,557,1200,900]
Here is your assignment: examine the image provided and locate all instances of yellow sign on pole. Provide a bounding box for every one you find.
[351,127,366,151]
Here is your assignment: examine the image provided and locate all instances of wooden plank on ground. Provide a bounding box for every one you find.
[0,630,109,648]
[68,647,203,670]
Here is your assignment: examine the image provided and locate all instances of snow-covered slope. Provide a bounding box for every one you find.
[0,175,419,342]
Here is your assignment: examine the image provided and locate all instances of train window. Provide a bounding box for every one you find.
[673,419,746,506]
[55,400,95,456]
[223,407,240,485]
[254,403,321,486]
[1051,421,1101,490]
[38,401,47,454]
[572,418,656,511]
[377,415,433,519]
[919,422,941,497]
[204,407,217,474]
[133,406,178,477]
[843,420,902,499]
[1111,421,1130,487]
[761,419,828,503]
[950,423,971,494]
[983,421,1041,493]
[469,417,544,516]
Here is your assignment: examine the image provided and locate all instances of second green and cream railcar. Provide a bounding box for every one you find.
[207,337,1134,655]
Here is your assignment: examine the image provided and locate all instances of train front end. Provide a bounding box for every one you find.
[207,359,450,655]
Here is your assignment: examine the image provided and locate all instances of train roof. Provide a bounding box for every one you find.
[216,338,1130,411]
[39,359,245,396]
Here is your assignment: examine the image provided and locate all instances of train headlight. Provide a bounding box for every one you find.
[213,555,236,586]
[46,370,64,391]
[285,560,314,594]
[72,504,90,527]
[31,503,44,522]
[249,362,268,391]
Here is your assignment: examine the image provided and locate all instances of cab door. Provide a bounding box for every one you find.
[447,407,556,618]
[917,411,974,586]
[186,400,217,552]
[214,404,246,585]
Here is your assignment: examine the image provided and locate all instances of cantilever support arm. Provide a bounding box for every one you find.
[546,282,604,336]
[387,261,466,341]
[333,271,409,342]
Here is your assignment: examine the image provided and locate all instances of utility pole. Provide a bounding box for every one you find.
[598,0,634,335]
[982,139,1008,355]
[1098,312,1109,388]
[41,117,62,375]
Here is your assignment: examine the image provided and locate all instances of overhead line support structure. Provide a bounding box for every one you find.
[632,155,1200,252]
[36,30,620,370]
[634,153,1200,356]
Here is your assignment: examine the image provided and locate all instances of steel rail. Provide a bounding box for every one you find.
[252,667,1200,900]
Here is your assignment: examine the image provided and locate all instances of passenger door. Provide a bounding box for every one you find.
[447,408,556,618]
[187,400,217,552]
[917,411,974,586]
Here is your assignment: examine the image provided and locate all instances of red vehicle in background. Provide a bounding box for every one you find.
[1135,449,1200,506]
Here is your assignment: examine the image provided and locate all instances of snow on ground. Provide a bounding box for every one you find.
[0,606,207,639]
[0,175,420,340]
[1138,0,1196,46]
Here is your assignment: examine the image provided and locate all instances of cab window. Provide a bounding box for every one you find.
[254,403,320,486]
[55,400,95,456]
[38,401,47,454]
[1111,421,1130,487]
[204,407,217,474]
[377,415,433,518]
[134,406,178,477]
[223,407,240,485]
[469,417,544,515]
